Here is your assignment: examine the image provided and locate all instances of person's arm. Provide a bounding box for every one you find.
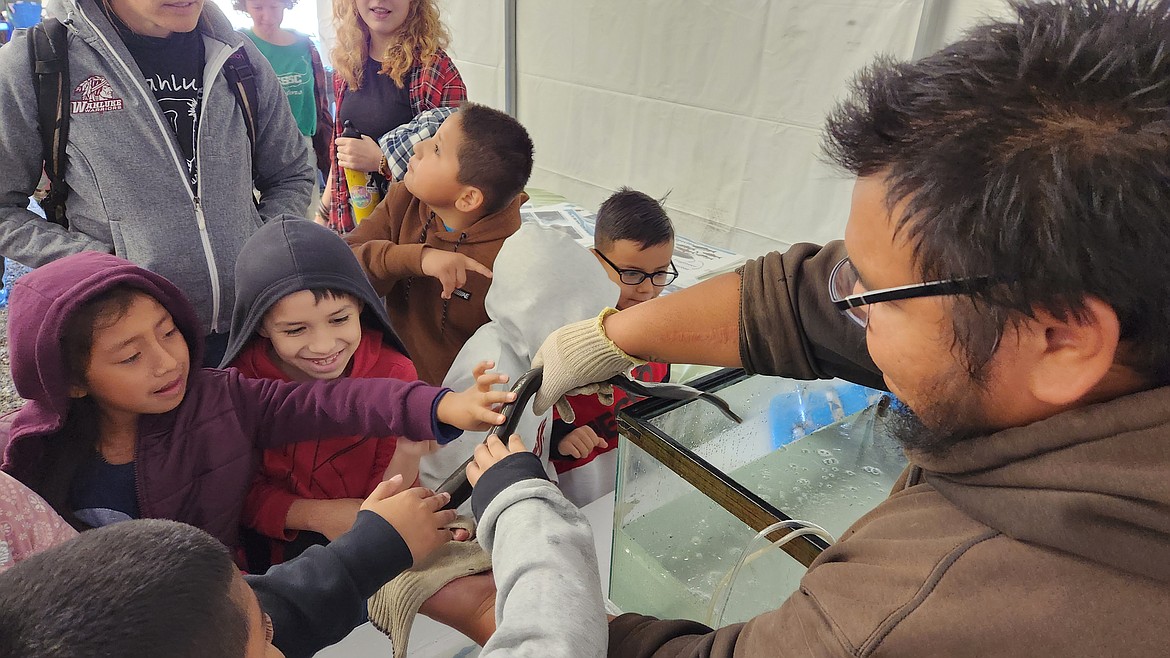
[606,594,850,658]
[377,107,456,182]
[226,369,455,449]
[608,269,743,366]
[227,363,510,450]
[534,242,884,415]
[248,477,458,658]
[0,472,78,573]
[468,441,608,658]
[239,38,314,221]
[242,472,304,541]
[242,473,363,542]
[343,185,428,295]
[307,42,334,178]
[0,33,110,266]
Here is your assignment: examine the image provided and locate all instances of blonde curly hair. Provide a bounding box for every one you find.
[332,0,451,91]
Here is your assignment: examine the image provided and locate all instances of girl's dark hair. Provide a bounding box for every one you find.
[27,286,142,529]
[822,0,1170,384]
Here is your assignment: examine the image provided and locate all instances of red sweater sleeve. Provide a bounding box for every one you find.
[242,471,302,541]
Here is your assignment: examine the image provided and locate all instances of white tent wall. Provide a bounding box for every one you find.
[428,0,1013,256]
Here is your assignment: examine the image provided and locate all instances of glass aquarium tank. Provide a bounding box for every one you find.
[610,369,906,626]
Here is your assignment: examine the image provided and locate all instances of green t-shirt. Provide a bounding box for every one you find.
[243,29,316,137]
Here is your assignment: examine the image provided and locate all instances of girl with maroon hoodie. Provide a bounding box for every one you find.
[0,251,513,562]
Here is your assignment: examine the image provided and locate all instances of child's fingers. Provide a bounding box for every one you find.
[483,432,511,459]
[367,474,406,502]
[481,390,516,406]
[464,258,493,279]
[507,433,528,454]
[472,361,495,379]
[439,274,456,299]
[433,508,458,527]
[422,490,453,511]
[474,371,509,389]
[476,408,507,426]
[466,460,485,487]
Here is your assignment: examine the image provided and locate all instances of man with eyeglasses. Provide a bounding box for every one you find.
[522,1,1170,655]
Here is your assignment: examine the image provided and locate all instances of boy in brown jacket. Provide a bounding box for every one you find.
[345,104,534,384]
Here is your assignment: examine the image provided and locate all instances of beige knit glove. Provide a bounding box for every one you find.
[531,307,647,422]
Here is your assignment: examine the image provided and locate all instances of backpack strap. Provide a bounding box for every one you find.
[28,18,71,228]
[222,48,259,182]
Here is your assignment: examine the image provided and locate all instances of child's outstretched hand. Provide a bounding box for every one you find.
[420,247,493,300]
[436,361,515,431]
[466,433,529,486]
[361,475,459,564]
[556,425,609,459]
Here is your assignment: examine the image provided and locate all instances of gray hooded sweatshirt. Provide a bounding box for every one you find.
[419,222,619,492]
[0,0,313,334]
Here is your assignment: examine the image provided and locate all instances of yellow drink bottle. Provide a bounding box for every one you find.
[341,121,381,225]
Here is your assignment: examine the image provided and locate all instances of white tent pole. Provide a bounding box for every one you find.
[504,0,518,117]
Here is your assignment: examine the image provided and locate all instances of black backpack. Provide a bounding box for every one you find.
[27,18,261,227]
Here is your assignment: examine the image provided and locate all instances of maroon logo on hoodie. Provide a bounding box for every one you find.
[71,75,125,114]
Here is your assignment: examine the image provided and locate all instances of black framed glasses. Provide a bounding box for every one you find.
[829,257,989,327]
[594,249,678,287]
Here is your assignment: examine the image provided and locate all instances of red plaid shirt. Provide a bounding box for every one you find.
[328,49,466,233]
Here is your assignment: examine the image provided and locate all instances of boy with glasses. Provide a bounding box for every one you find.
[551,188,676,506]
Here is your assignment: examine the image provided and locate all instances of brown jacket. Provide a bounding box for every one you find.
[609,242,1170,657]
[345,183,524,385]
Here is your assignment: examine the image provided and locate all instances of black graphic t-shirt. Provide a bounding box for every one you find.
[110,13,206,189]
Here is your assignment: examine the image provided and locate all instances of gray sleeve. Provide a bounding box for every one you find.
[377,106,456,182]
[0,33,109,266]
[477,479,608,658]
[241,38,314,221]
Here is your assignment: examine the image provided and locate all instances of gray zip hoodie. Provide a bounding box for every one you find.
[0,0,313,334]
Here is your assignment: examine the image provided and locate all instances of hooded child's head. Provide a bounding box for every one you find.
[221,219,407,381]
[8,252,202,431]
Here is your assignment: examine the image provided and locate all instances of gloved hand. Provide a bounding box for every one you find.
[531,307,646,421]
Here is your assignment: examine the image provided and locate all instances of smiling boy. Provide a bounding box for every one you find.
[550,189,675,504]
[345,104,535,385]
[222,220,432,570]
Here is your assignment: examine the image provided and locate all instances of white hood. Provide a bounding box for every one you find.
[420,223,620,492]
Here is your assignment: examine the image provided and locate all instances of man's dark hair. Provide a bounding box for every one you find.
[594,187,675,251]
[0,520,249,658]
[455,103,535,216]
[823,0,1170,384]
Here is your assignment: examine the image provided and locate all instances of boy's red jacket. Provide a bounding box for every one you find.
[552,361,669,472]
[232,328,417,542]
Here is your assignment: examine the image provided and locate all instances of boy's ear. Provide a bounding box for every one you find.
[454,186,485,214]
[68,384,88,399]
[257,325,270,339]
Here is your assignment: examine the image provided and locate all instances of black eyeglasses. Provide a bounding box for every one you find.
[594,249,678,287]
[829,257,989,327]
